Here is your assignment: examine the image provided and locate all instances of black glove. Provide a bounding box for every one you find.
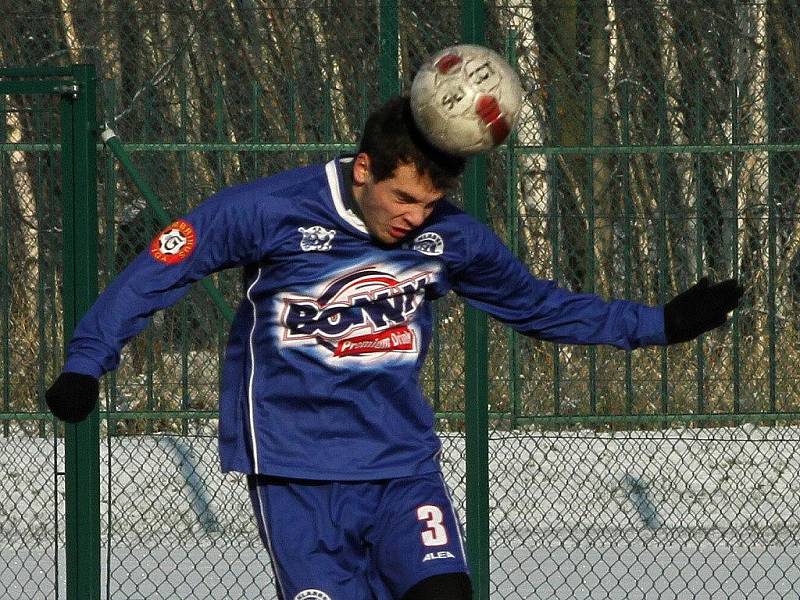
[45,372,99,423]
[664,277,744,344]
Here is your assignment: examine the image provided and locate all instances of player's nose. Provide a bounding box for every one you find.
[404,206,427,228]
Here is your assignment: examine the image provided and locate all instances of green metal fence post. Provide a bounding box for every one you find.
[766,37,777,415]
[731,62,742,415]
[62,63,100,600]
[620,81,634,413]
[583,14,597,416]
[545,84,561,417]
[103,78,118,438]
[692,79,706,417]
[181,68,191,430]
[461,2,489,599]
[379,0,399,102]
[101,75,117,594]
[658,79,669,420]
[33,94,47,437]
[463,152,490,600]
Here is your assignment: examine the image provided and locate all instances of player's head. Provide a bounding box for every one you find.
[352,96,465,244]
[357,95,466,190]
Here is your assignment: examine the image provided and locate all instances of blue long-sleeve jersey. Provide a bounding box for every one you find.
[64,157,667,479]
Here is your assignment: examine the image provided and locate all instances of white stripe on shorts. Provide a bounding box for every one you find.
[254,479,288,596]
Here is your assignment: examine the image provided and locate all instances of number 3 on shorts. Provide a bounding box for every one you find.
[417,505,449,547]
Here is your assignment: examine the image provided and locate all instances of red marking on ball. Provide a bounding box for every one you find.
[475,95,511,145]
[435,54,462,74]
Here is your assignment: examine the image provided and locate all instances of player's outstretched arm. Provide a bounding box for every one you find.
[448,217,746,350]
[45,185,281,423]
[663,277,744,344]
[46,372,99,424]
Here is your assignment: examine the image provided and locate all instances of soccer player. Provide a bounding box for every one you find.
[45,95,743,600]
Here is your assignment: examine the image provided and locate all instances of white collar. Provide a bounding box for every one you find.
[325,157,367,234]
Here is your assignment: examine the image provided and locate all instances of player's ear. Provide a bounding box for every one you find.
[353,152,372,185]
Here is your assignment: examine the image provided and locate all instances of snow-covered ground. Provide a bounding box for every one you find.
[2,425,800,599]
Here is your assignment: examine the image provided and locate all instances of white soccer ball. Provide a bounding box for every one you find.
[410,44,523,156]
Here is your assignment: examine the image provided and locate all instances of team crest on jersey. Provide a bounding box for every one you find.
[294,590,331,600]
[280,266,431,358]
[150,220,196,264]
[411,231,444,256]
[299,226,336,251]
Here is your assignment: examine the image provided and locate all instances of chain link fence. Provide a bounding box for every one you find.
[3,1,800,599]
[488,421,800,598]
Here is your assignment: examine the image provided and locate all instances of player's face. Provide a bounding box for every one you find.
[352,153,446,245]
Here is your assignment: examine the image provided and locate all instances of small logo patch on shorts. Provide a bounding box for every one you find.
[294,590,331,600]
[150,220,196,264]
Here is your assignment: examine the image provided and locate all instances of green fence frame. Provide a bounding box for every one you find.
[461,3,490,599]
[0,65,101,600]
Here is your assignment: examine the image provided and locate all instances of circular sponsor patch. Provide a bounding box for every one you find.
[412,231,444,256]
[150,220,196,265]
[294,591,331,600]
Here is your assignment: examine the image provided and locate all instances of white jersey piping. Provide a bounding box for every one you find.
[246,267,263,473]
[254,482,287,594]
[325,158,368,234]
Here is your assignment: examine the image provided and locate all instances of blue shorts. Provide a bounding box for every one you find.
[247,471,469,599]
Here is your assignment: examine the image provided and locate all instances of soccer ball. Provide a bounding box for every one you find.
[410,44,523,156]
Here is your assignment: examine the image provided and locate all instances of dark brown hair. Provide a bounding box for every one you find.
[357,95,466,190]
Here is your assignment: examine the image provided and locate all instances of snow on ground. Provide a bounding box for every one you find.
[2,425,800,599]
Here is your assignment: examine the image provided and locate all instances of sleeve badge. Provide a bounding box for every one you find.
[150,220,197,264]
